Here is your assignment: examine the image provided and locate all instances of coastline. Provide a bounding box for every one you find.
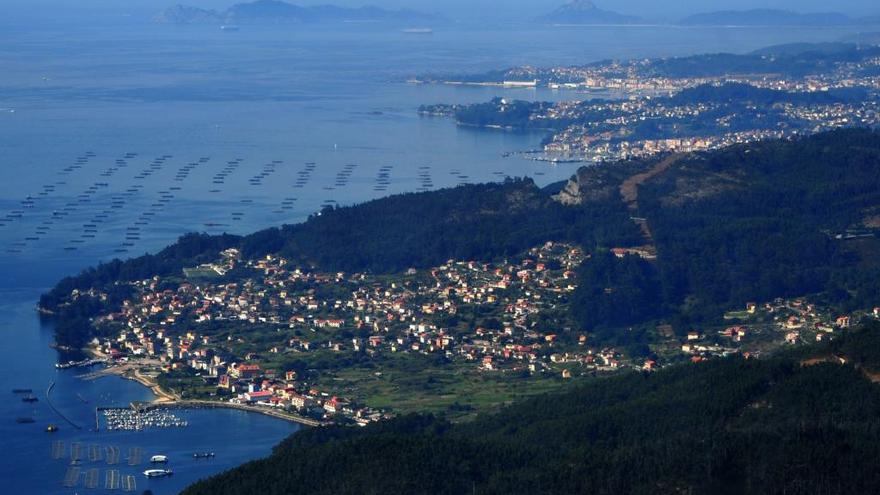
[82,344,322,427]
[137,400,324,427]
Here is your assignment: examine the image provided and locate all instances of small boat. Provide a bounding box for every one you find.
[22,395,38,403]
[16,417,35,424]
[143,469,173,478]
[11,388,32,394]
[150,455,168,463]
[46,424,59,432]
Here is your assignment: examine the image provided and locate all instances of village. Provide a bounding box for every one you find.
[72,241,880,422]
[539,95,880,160]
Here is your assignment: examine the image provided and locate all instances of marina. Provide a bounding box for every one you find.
[99,407,188,431]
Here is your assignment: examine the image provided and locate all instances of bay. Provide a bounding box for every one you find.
[0,18,859,494]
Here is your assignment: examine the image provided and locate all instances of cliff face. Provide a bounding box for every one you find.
[553,177,583,205]
[552,165,626,205]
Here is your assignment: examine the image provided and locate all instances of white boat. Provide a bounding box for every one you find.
[143,469,173,478]
[150,455,168,463]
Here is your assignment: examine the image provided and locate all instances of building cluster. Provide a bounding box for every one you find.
[471,54,880,163]
[501,55,880,95]
[679,298,876,363]
[73,238,880,416]
[87,242,677,415]
[539,96,880,162]
[544,127,795,161]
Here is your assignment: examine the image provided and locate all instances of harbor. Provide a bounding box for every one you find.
[98,406,188,431]
[55,358,106,370]
[134,399,324,427]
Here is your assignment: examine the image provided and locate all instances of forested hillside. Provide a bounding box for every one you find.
[567,128,880,335]
[182,323,880,495]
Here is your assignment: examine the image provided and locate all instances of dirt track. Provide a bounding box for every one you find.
[620,153,685,211]
[618,153,684,247]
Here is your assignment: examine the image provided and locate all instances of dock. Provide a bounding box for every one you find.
[133,399,324,427]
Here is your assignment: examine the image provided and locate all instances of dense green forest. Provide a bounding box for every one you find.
[182,322,880,495]
[634,129,880,323]
[271,179,641,271]
[567,129,880,336]
[570,250,662,340]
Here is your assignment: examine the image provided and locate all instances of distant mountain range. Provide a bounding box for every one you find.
[540,0,641,25]
[679,9,871,27]
[537,3,879,28]
[155,0,440,25]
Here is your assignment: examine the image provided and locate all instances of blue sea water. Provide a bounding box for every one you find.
[0,16,860,494]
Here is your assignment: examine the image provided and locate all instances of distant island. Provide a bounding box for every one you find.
[679,8,866,27]
[155,0,441,25]
[540,0,641,25]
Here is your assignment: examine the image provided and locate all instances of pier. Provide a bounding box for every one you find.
[134,399,324,427]
[45,380,83,430]
[55,357,106,370]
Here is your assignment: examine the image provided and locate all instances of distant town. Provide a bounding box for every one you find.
[417,43,880,162]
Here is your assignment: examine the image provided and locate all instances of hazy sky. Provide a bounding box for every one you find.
[6,0,880,21]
